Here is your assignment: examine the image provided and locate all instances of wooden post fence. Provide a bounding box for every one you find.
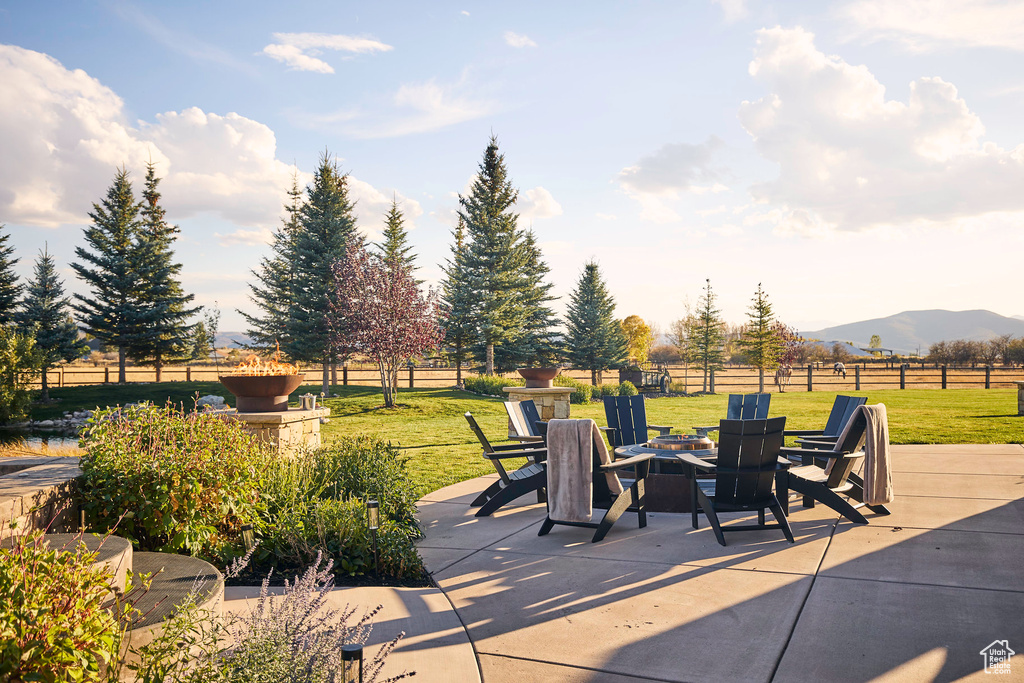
[409,365,415,388]
[900,365,906,389]
[709,369,716,394]
[855,365,860,391]
[986,366,991,389]
[942,365,947,389]
[806,364,813,392]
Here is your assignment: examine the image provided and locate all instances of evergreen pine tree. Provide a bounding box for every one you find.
[287,152,360,392]
[439,218,476,386]
[15,247,87,401]
[132,162,198,381]
[564,261,627,385]
[243,173,303,351]
[739,282,780,392]
[376,197,419,279]
[500,229,560,369]
[458,135,558,374]
[72,168,151,383]
[0,226,21,325]
[693,278,726,393]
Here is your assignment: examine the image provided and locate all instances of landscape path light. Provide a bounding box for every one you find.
[341,643,364,682]
[241,523,255,552]
[366,498,379,578]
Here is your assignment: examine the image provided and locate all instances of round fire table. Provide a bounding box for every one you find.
[614,441,718,513]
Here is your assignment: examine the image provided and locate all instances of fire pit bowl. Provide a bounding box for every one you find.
[218,374,304,413]
[646,434,715,451]
[516,367,561,388]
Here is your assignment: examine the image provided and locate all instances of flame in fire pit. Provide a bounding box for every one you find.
[222,344,300,376]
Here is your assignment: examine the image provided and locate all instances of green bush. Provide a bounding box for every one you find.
[618,380,638,396]
[0,327,41,424]
[79,403,273,559]
[464,374,522,396]
[0,530,125,682]
[256,437,423,580]
[554,374,594,404]
[598,383,620,397]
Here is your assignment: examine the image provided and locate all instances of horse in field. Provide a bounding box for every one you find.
[833,362,847,379]
[774,364,792,392]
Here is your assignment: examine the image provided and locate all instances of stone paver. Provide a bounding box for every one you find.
[416,444,1024,681]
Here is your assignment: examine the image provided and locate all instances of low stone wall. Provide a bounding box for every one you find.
[0,456,81,540]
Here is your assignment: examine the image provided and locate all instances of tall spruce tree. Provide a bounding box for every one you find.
[693,278,725,393]
[72,168,151,383]
[458,136,558,374]
[0,226,21,325]
[564,261,627,385]
[739,282,780,392]
[287,152,360,392]
[502,229,560,368]
[376,197,418,277]
[132,162,197,381]
[439,218,475,386]
[16,247,87,401]
[243,173,303,351]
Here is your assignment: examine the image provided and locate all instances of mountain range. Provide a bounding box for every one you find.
[800,309,1024,355]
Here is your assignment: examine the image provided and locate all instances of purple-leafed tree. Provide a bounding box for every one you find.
[331,243,443,408]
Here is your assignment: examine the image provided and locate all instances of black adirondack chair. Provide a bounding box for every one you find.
[676,417,794,546]
[602,395,672,449]
[536,419,655,543]
[778,405,892,524]
[785,395,867,445]
[503,399,544,442]
[694,393,771,436]
[464,412,547,517]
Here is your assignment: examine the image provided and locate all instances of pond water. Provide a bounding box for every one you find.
[0,430,80,448]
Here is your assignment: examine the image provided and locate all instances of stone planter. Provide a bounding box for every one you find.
[516,367,560,389]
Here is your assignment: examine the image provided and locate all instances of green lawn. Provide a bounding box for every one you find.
[28,383,1024,497]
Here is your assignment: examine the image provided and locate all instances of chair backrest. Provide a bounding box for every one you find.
[726,393,771,420]
[464,412,494,453]
[822,395,868,437]
[713,417,786,505]
[824,406,870,488]
[504,400,542,438]
[602,395,648,448]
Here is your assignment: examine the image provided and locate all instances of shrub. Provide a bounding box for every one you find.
[79,402,273,559]
[0,530,124,682]
[256,437,423,580]
[668,381,689,394]
[0,327,40,424]
[598,383,620,397]
[463,374,522,396]
[618,380,638,396]
[554,374,594,404]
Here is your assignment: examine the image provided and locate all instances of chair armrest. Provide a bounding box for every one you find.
[784,429,825,437]
[647,424,673,435]
[693,425,717,434]
[483,448,548,461]
[794,438,839,450]
[598,426,614,433]
[600,452,655,471]
[509,435,544,442]
[779,447,862,460]
[491,441,545,452]
[674,452,716,471]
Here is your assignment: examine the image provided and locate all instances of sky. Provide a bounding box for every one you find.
[2,0,1024,338]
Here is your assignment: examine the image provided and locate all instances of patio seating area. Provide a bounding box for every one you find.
[415,444,1024,682]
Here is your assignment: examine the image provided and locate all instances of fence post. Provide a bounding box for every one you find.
[855,365,860,391]
[104,367,110,384]
[186,366,192,382]
[985,366,991,389]
[900,364,906,389]
[941,365,947,389]
[58,368,64,388]
[409,364,415,388]
[343,365,349,386]
[807,364,813,392]
[709,369,715,394]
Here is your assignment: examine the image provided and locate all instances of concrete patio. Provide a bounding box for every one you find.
[415,444,1024,682]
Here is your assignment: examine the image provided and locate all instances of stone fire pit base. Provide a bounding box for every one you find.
[223,407,330,455]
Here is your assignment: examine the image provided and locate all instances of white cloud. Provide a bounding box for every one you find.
[504,31,538,48]
[346,178,424,241]
[261,32,392,73]
[595,212,617,221]
[712,0,749,23]
[461,10,470,16]
[324,78,496,139]
[841,0,1024,52]
[0,45,414,237]
[216,228,274,247]
[617,137,726,222]
[737,26,1024,233]
[516,186,563,219]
